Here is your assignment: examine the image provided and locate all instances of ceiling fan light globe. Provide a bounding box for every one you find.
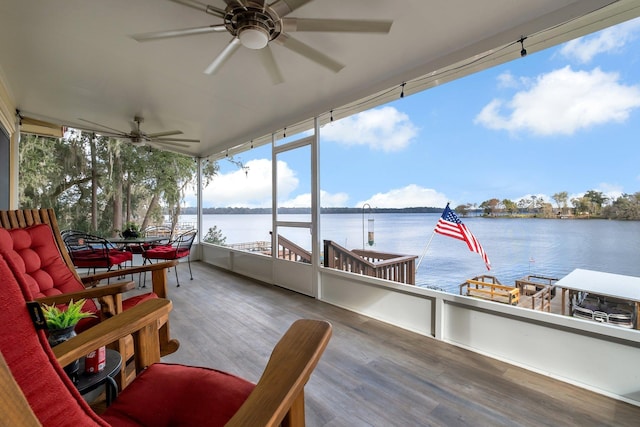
[239,27,269,49]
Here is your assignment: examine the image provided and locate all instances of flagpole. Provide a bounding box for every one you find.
[416,231,436,270]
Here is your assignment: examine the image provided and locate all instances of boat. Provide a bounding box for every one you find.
[557,269,639,329]
[460,269,639,330]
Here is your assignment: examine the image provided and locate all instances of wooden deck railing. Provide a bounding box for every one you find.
[525,286,552,311]
[323,240,417,285]
[460,275,520,305]
[274,233,312,263]
[515,275,557,312]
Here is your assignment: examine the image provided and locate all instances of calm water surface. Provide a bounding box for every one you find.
[182,213,640,293]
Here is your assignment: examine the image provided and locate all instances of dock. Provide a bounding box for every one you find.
[460,271,639,330]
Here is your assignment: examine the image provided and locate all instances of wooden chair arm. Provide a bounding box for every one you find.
[80,260,178,284]
[35,281,135,306]
[53,298,172,368]
[226,319,332,427]
[82,260,177,300]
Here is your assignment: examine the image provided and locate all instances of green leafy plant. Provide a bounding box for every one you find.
[121,222,141,238]
[203,225,227,245]
[42,299,96,330]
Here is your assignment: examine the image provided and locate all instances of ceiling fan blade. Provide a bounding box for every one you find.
[170,0,226,17]
[146,130,183,138]
[282,18,393,33]
[78,119,126,135]
[269,0,312,17]
[150,140,191,148]
[274,34,344,73]
[223,0,247,9]
[154,137,201,143]
[204,37,242,75]
[259,45,284,85]
[170,0,209,12]
[132,25,226,42]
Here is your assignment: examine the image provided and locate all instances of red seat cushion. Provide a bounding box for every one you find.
[71,248,132,269]
[122,292,157,310]
[101,363,255,427]
[144,246,190,260]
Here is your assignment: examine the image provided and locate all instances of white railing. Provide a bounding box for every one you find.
[199,243,640,407]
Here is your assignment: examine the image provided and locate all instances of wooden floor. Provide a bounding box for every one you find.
[128,261,640,426]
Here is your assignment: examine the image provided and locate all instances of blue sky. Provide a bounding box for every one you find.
[195,17,640,209]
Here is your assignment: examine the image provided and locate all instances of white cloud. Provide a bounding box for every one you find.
[321,106,418,152]
[356,184,449,209]
[560,17,640,63]
[475,66,640,135]
[200,158,296,208]
[196,159,350,208]
[496,71,518,88]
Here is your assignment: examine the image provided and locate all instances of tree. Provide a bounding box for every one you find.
[552,191,568,213]
[18,130,219,235]
[502,199,517,215]
[455,204,470,216]
[203,225,227,245]
[479,198,500,216]
[584,190,608,215]
[571,197,591,216]
[603,192,640,220]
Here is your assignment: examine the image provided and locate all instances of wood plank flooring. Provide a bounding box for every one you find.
[129,261,640,426]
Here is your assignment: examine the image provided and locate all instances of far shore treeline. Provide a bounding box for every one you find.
[184,207,444,215]
[184,189,640,221]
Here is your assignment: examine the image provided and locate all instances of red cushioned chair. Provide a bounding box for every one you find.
[62,230,133,274]
[0,250,332,427]
[142,229,197,287]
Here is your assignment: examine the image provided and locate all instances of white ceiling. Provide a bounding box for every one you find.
[1,0,639,159]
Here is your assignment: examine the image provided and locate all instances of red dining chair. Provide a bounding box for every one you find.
[0,249,332,427]
[142,229,197,287]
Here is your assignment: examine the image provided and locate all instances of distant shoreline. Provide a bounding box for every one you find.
[180,207,630,220]
[182,207,444,215]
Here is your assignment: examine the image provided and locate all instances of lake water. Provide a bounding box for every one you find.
[180,213,640,293]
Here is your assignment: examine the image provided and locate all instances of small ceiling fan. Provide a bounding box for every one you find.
[131,0,393,84]
[78,116,200,148]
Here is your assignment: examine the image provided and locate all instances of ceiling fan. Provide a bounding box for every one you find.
[131,0,393,84]
[78,116,200,148]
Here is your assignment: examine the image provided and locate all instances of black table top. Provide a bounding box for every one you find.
[76,349,122,394]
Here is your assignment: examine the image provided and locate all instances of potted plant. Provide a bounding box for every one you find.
[42,299,96,380]
[121,222,141,239]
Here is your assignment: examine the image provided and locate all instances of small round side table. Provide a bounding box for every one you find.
[76,349,122,406]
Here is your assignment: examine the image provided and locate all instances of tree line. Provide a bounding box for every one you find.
[185,207,443,215]
[456,190,640,220]
[19,131,217,236]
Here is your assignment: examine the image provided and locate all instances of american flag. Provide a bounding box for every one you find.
[434,204,491,270]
